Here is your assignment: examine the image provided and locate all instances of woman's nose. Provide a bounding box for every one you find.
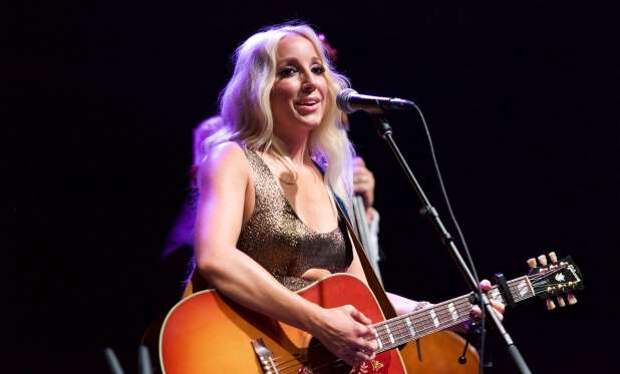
[301,72,317,92]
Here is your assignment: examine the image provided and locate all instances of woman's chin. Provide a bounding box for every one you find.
[295,113,323,129]
[276,112,323,132]
[301,121,322,131]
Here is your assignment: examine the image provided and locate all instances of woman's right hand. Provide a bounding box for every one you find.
[307,305,378,366]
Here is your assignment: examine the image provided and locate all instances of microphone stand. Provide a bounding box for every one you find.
[371,114,532,374]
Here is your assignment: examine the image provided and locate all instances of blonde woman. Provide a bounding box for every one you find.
[190,22,503,366]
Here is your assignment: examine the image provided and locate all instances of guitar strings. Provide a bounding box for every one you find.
[274,288,562,373]
[371,300,474,350]
[324,287,518,355]
[272,298,475,370]
[276,310,473,374]
[319,298,473,352]
[372,273,565,348]
[528,266,570,283]
[302,275,540,356]
[287,296,473,357]
[275,295,560,373]
[274,303,479,374]
[274,316,471,374]
[271,275,553,371]
[377,287,531,348]
[283,281,531,358]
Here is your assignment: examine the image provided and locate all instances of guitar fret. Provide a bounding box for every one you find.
[373,329,384,350]
[524,276,535,298]
[405,316,416,337]
[487,276,536,305]
[384,323,395,344]
[508,276,535,301]
[448,302,459,321]
[429,309,440,327]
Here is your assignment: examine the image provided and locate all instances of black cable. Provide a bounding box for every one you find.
[412,104,487,373]
[104,348,125,374]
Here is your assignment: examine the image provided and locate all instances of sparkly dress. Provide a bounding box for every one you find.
[187,148,352,294]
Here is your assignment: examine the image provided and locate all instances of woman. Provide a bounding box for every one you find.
[191,23,502,366]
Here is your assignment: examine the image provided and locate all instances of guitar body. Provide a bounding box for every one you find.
[400,332,479,374]
[160,273,407,373]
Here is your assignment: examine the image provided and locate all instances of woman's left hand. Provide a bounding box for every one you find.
[353,157,375,220]
[471,279,505,321]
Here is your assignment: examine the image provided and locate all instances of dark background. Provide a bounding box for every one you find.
[14,1,618,373]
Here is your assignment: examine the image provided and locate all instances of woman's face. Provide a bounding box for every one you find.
[270,34,329,135]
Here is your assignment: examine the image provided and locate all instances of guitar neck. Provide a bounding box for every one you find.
[372,275,535,353]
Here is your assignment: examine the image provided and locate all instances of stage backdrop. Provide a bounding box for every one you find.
[14,2,618,373]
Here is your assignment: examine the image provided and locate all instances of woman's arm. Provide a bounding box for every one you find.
[194,142,376,365]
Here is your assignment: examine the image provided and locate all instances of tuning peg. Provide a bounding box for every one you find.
[556,295,566,307]
[567,292,578,305]
[548,251,558,264]
[527,258,537,269]
[545,298,556,311]
[537,254,548,267]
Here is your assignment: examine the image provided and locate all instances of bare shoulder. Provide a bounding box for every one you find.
[198,141,250,183]
[209,141,247,164]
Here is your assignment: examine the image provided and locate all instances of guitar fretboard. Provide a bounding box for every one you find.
[371,275,534,353]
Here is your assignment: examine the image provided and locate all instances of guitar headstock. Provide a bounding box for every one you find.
[526,251,583,310]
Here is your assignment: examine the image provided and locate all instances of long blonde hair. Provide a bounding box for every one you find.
[198,22,355,202]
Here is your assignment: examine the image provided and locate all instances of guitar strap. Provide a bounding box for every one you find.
[333,196,398,320]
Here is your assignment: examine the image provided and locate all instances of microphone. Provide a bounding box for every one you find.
[337,88,416,114]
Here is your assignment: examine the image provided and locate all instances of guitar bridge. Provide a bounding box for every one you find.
[251,338,279,374]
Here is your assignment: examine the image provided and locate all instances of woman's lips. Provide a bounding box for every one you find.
[294,100,320,114]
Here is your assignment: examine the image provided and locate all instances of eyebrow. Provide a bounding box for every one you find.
[277,56,323,66]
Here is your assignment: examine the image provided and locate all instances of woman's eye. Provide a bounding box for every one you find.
[312,65,326,75]
[278,67,297,77]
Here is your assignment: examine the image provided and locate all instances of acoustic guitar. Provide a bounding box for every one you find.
[159,253,582,373]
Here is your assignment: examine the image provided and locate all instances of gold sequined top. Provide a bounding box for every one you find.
[237,149,352,291]
[184,148,352,295]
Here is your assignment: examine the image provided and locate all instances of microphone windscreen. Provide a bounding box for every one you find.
[336,88,358,113]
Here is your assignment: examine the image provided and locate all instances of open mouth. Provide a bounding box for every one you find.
[294,98,321,114]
